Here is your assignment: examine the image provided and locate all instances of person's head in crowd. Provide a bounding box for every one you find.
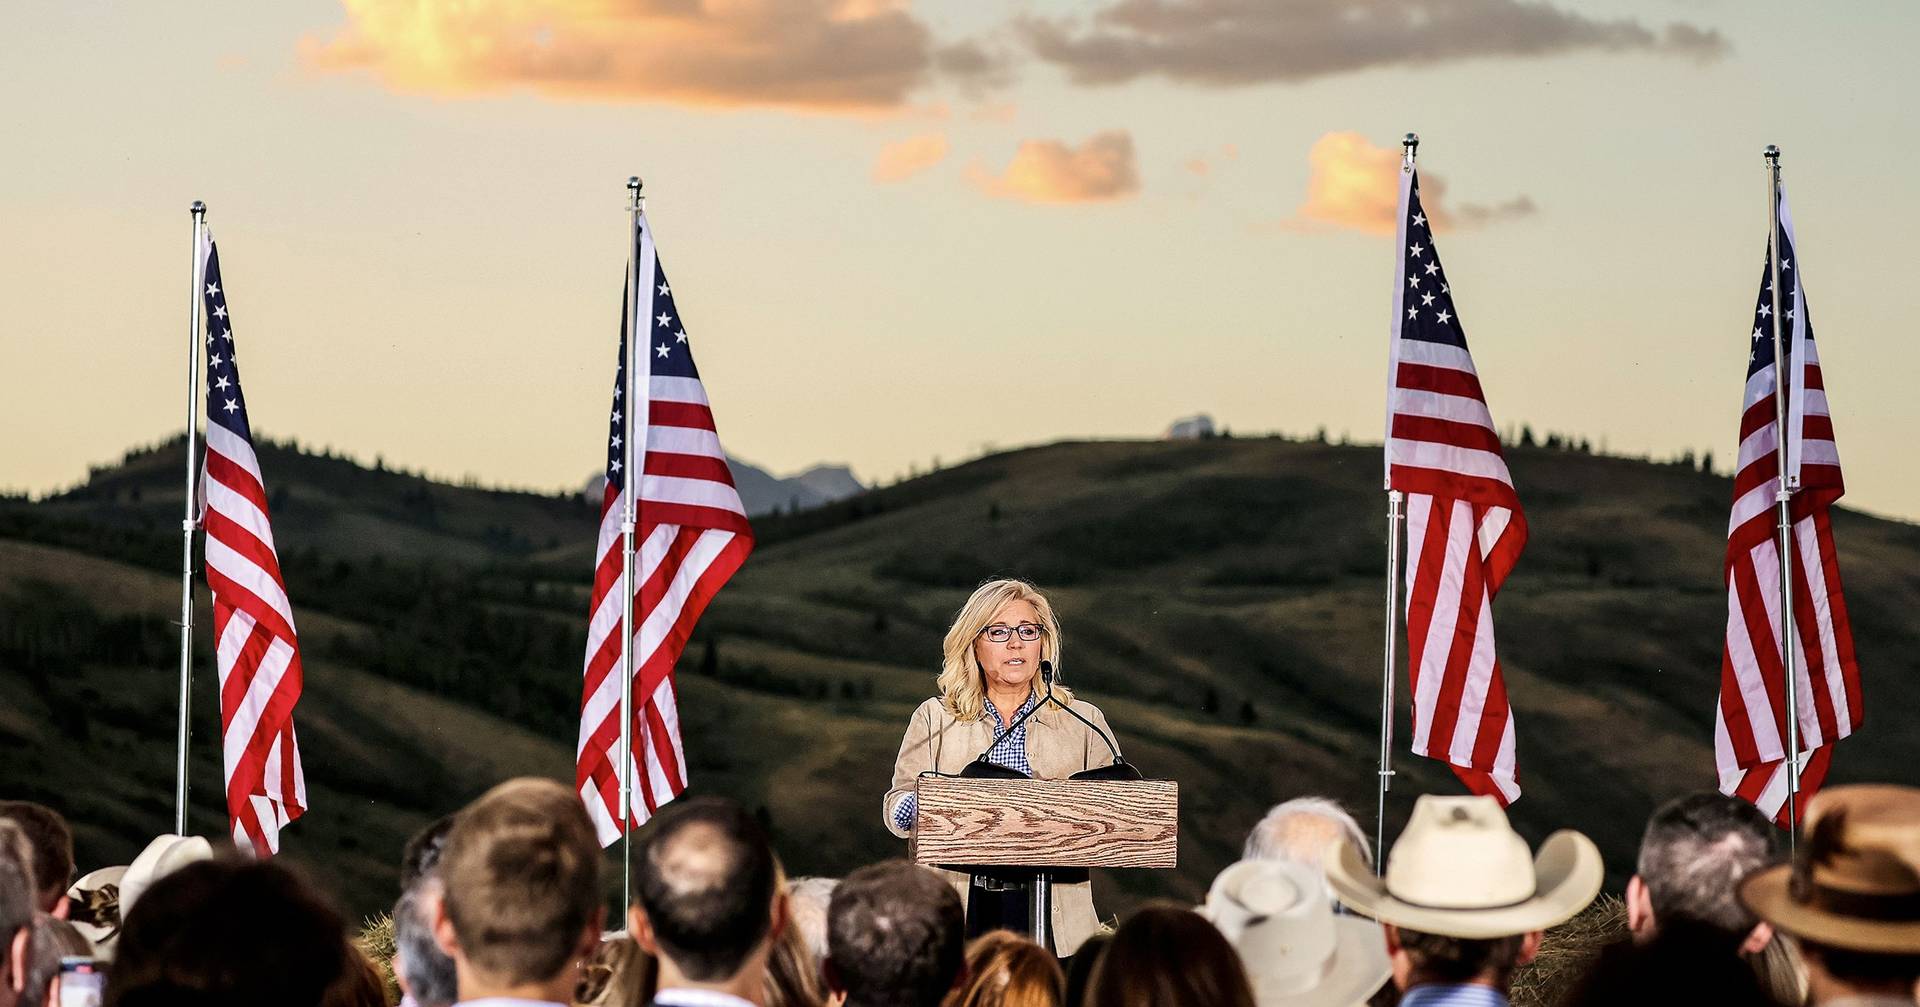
[630,797,784,1002]
[1084,904,1255,1007]
[105,855,351,1007]
[825,860,964,1007]
[784,877,837,975]
[434,778,604,1005]
[1061,932,1107,1007]
[400,813,457,892]
[325,944,390,1007]
[1203,859,1390,1007]
[1244,797,1372,894]
[764,915,826,1007]
[573,935,656,1007]
[394,814,459,1007]
[1740,784,1920,1006]
[394,886,456,1007]
[0,804,72,916]
[1326,794,1602,997]
[0,821,38,1007]
[950,930,1062,1007]
[20,914,90,1007]
[1628,791,1779,954]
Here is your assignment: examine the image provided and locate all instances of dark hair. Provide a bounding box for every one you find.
[1800,940,1920,985]
[827,860,964,1007]
[1636,791,1777,941]
[105,857,350,1007]
[1396,928,1527,984]
[1560,928,1772,1007]
[394,884,458,1007]
[440,778,603,987]
[400,813,458,891]
[22,913,93,1005]
[636,797,779,983]
[1084,904,1254,1007]
[0,801,73,910]
[1063,931,1108,1007]
[324,945,389,1007]
[0,821,33,938]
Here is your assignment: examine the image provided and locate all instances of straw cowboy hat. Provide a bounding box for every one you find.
[65,864,127,956]
[63,834,216,958]
[1325,795,1602,939]
[1740,784,1920,955]
[1203,859,1391,1007]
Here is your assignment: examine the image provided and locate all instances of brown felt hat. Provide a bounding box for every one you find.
[1739,784,1920,955]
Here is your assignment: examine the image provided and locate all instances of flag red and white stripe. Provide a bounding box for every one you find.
[1714,190,1861,827]
[198,231,307,854]
[1386,166,1527,804]
[576,214,754,846]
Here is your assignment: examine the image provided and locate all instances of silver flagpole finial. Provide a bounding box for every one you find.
[190,200,206,216]
[627,176,643,211]
[1764,144,1781,163]
[1402,133,1419,171]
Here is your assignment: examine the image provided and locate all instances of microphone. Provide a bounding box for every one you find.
[962,662,1050,779]
[1034,661,1142,781]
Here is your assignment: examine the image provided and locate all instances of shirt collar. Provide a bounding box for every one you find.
[1399,984,1511,1007]
[652,990,760,1007]
[982,691,1039,728]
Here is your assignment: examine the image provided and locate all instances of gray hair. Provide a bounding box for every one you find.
[1636,791,1777,939]
[1244,797,1373,886]
[786,876,838,966]
[395,878,459,1007]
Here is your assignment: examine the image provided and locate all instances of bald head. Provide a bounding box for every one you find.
[1244,797,1372,892]
[634,797,778,982]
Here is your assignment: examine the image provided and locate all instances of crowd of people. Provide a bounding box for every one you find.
[3,781,1919,1007]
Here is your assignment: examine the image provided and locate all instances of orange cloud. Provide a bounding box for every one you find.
[302,0,995,112]
[972,131,1140,205]
[1284,132,1535,235]
[873,132,950,182]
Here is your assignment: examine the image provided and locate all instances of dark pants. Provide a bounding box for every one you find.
[966,870,1050,954]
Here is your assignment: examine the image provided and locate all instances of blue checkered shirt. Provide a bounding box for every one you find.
[892,692,1037,832]
[1400,985,1510,1007]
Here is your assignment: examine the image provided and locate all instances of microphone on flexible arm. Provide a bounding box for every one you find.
[1037,660,1142,781]
[961,663,1050,779]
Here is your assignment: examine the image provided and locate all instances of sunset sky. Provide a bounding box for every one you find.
[5,2,1918,518]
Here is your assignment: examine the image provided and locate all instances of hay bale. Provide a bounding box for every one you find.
[356,911,402,1006]
[1509,895,1628,1007]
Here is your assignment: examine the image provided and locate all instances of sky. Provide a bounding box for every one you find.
[4,1,1918,519]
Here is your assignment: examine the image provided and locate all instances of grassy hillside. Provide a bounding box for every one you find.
[5,434,1919,922]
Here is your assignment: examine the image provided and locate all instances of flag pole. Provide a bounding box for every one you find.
[619,176,646,909]
[1375,133,1418,872]
[175,200,207,836]
[1762,145,1800,842]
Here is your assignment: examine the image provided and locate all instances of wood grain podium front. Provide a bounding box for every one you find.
[910,777,1178,948]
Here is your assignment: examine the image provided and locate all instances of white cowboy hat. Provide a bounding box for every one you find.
[1203,859,1391,1007]
[65,864,128,957]
[119,834,215,921]
[1325,795,1602,939]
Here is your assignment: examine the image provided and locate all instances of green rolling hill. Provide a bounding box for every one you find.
[4,433,1918,923]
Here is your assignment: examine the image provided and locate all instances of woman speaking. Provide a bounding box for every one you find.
[883,578,1126,957]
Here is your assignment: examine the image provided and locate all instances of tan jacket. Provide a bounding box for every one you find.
[884,693,1122,956]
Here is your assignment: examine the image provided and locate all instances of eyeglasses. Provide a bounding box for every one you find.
[979,623,1044,644]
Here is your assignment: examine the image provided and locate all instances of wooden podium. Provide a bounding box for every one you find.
[910,776,1178,949]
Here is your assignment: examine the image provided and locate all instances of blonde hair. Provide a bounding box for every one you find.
[938,579,1073,723]
[573,934,655,1007]
[952,930,1064,1007]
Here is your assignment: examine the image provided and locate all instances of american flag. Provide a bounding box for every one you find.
[1713,189,1861,827]
[576,214,754,845]
[198,232,308,854]
[1385,168,1527,804]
